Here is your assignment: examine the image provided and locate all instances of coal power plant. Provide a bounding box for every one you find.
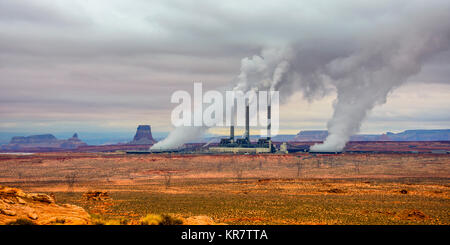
[209,103,277,154]
[130,96,339,155]
[135,98,291,155]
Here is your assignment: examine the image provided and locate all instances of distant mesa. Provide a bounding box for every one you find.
[293,129,450,142]
[0,133,87,151]
[293,130,329,142]
[10,134,57,144]
[0,125,159,153]
[129,125,156,145]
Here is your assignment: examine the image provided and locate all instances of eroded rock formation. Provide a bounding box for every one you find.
[0,186,90,225]
[129,125,156,145]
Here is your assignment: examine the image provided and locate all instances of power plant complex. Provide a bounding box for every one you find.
[141,98,296,155]
[209,103,279,154]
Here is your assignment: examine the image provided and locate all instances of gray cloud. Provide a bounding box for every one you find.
[0,0,449,134]
[0,0,91,26]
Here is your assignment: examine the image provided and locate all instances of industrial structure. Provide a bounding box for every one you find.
[209,99,277,154]
[128,95,293,154]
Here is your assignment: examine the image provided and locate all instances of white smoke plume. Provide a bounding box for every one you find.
[233,47,294,93]
[151,126,207,150]
[154,1,450,151]
[232,3,450,152]
[152,48,291,150]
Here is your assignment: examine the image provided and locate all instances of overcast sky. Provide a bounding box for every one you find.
[0,0,449,135]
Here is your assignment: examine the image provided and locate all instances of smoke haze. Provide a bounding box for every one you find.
[151,126,206,150]
[232,2,450,151]
[89,1,450,150]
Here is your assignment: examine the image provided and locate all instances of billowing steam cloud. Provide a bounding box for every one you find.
[151,126,206,150]
[154,1,450,151]
[233,4,450,152]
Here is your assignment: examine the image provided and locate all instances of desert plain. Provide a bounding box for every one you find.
[0,152,449,225]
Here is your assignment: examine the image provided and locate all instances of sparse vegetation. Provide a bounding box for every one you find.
[0,152,449,225]
[6,218,36,225]
[90,214,128,225]
[50,218,66,224]
[65,172,77,193]
[140,214,182,225]
[163,172,173,188]
[295,159,302,177]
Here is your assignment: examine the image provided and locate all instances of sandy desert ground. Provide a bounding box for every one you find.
[0,152,449,225]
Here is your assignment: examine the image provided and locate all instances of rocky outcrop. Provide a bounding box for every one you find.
[129,125,156,145]
[0,186,90,225]
[60,133,87,149]
[1,133,87,151]
[82,191,109,201]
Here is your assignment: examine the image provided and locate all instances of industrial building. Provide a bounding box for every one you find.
[209,101,278,154]
[128,95,292,155]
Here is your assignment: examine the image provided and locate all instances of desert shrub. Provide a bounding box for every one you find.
[6,218,36,225]
[91,216,106,225]
[140,214,163,225]
[50,218,66,224]
[119,218,129,225]
[92,221,105,225]
[163,173,173,188]
[140,214,182,225]
[159,214,183,225]
[104,220,121,225]
[90,214,128,225]
[103,218,129,225]
[90,214,112,225]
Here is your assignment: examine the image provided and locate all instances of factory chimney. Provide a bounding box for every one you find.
[244,103,250,141]
[230,125,234,141]
[230,103,235,142]
[267,93,271,140]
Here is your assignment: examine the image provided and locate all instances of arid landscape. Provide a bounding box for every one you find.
[1,2,450,240]
[1,151,448,225]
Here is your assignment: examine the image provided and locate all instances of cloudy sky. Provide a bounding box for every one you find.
[0,0,449,136]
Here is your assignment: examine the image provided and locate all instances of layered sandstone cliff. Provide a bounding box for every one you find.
[0,186,90,225]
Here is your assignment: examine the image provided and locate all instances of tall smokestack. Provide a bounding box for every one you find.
[267,93,271,140]
[230,103,235,141]
[244,104,250,141]
[230,125,234,141]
